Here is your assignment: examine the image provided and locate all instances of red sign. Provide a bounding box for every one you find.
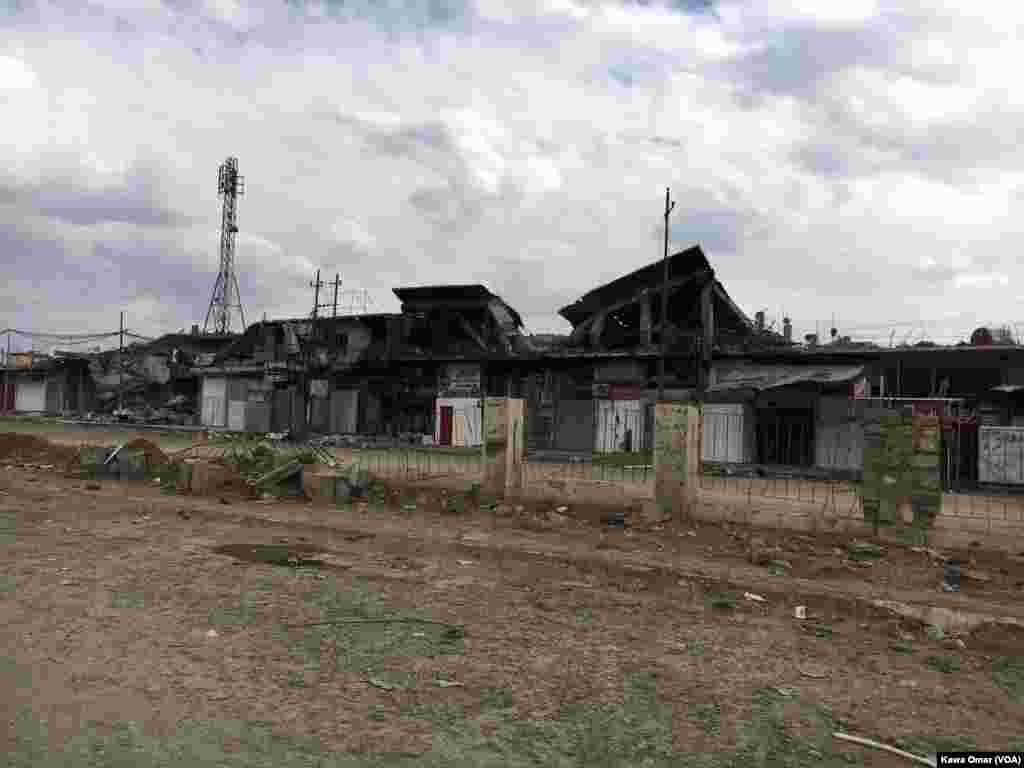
[608,384,642,401]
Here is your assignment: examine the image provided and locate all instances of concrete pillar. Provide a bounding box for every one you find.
[482,397,525,497]
[653,401,702,521]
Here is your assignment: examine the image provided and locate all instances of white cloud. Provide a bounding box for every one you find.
[1,0,1023,345]
[0,54,37,90]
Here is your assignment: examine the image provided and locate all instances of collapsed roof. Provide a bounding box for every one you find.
[392,284,524,329]
[557,245,753,349]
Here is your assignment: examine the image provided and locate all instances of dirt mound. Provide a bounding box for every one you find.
[0,433,78,467]
[120,438,169,468]
[969,621,1024,655]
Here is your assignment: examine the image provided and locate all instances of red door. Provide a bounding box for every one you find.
[0,380,13,413]
[438,406,453,446]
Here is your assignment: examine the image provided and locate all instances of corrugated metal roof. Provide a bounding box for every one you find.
[991,384,1024,393]
[708,364,865,394]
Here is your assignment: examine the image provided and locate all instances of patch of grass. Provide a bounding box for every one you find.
[281,576,464,674]
[110,590,145,609]
[689,702,721,736]
[926,624,945,642]
[399,701,465,728]
[891,639,914,654]
[0,656,31,688]
[574,607,593,625]
[735,687,854,768]
[687,639,706,657]
[479,687,514,712]
[443,494,467,515]
[0,574,15,593]
[704,590,737,610]
[846,541,884,561]
[286,670,306,688]
[6,675,873,767]
[208,590,260,627]
[992,656,1024,703]
[925,654,961,674]
[893,734,977,756]
[767,560,789,576]
[368,670,416,691]
[814,624,833,639]
[0,511,17,545]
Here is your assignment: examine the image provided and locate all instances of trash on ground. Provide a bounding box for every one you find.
[743,592,766,603]
[794,606,807,619]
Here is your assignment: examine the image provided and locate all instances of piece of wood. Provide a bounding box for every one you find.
[833,732,934,767]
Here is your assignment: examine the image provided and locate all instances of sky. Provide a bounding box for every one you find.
[3,0,1024,352]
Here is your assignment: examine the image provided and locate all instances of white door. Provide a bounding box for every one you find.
[15,379,45,412]
[201,377,227,427]
[227,401,246,431]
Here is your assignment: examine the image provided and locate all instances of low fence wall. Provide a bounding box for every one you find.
[518,460,653,507]
[694,474,869,535]
[933,492,1024,551]
[694,474,1024,551]
[327,447,485,486]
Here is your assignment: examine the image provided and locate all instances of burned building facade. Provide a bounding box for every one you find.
[195,285,532,443]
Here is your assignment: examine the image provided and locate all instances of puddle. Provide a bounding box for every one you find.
[212,543,327,568]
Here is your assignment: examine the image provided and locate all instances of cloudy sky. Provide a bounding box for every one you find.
[3,0,1024,351]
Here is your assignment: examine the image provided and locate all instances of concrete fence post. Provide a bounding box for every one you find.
[653,401,702,522]
[482,397,525,498]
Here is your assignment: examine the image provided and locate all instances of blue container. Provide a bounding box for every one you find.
[943,559,961,592]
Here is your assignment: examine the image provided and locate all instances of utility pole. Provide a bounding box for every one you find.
[3,329,10,414]
[310,269,324,319]
[331,274,341,318]
[657,187,675,403]
[118,311,125,413]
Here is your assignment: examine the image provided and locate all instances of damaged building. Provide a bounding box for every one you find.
[88,329,236,423]
[528,245,758,455]
[195,285,532,444]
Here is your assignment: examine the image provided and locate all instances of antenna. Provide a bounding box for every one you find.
[203,157,246,334]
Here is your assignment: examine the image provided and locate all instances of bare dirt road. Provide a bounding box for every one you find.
[2,459,1023,766]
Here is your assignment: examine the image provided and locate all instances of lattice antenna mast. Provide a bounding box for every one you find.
[203,157,246,334]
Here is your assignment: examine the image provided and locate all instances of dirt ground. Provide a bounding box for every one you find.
[2,437,1024,765]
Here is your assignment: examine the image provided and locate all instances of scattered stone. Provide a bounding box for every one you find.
[59,579,74,586]
[799,662,829,679]
[744,592,766,603]
[219,497,231,505]
[205,629,219,639]
[555,506,568,513]
[963,568,992,583]
[794,606,807,620]
[85,482,101,491]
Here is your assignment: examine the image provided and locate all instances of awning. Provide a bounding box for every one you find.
[708,364,865,395]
